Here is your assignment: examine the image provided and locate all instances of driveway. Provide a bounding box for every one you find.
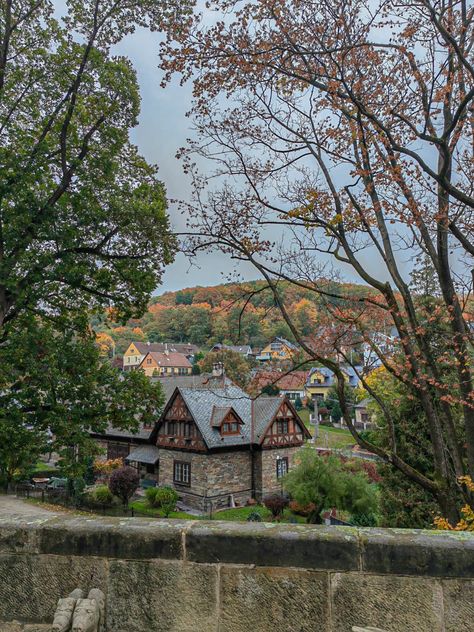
[0,494,60,519]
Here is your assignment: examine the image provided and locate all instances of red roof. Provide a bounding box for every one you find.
[250,370,308,392]
[139,351,192,368]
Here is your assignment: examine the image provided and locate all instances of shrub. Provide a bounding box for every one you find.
[263,494,289,520]
[294,396,303,410]
[109,466,139,507]
[93,485,114,506]
[247,511,263,522]
[145,486,160,507]
[154,486,179,517]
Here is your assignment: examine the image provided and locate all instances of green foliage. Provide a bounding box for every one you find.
[262,383,280,396]
[294,396,303,410]
[92,485,114,506]
[325,385,355,423]
[109,466,139,507]
[0,318,165,481]
[246,511,263,522]
[145,485,179,517]
[283,449,378,524]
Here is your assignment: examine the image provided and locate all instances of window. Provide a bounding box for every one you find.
[276,419,289,434]
[174,461,191,485]
[147,358,152,364]
[221,421,240,435]
[276,457,288,479]
[107,442,130,460]
[167,421,177,436]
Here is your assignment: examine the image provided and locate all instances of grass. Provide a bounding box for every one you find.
[32,461,57,472]
[298,409,355,449]
[130,500,196,519]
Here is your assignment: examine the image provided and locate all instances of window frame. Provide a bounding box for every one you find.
[173,460,191,486]
[276,456,289,479]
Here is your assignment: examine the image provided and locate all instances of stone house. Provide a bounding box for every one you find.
[138,383,311,510]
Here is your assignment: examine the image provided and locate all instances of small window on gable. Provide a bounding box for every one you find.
[276,419,289,434]
[221,420,240,435]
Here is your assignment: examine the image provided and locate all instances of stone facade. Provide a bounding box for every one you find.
[157,448,253,510]
[1,513,474,632]
[256,446,301,499]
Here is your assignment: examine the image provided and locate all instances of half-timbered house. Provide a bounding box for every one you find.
[138,384,311,510]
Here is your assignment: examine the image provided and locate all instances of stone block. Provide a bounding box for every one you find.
[186,521,360,571]
[39,516,183,560]
[0,554,107,623]
[106,559,218,632]
[361,528,474,578]
[219,565,330,632]
[330,573,443,632]
[442,579,474,632]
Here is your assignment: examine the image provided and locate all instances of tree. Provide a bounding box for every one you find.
[0,0,190,337]
[109,466,139,507]
[0,420,48,490]
[0,317,165,481]
[283,449,378,524]
[162,0,474,523]
[198,349,252,388]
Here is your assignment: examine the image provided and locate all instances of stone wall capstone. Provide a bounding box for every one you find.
[1,512,474,632]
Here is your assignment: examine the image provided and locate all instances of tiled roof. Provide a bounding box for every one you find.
[140,351,192,368]
[250,370,308,392]
[210,406,233,427]
[212,344,252,354]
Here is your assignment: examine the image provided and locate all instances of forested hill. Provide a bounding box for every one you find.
[96,279,371,355]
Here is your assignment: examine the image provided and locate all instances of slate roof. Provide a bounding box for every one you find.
[212,343,252,355]
[210,406,234,428]
[131,342,199,356]
[307,365,362,387]
[95,374,235,441]
[125,445,160,464]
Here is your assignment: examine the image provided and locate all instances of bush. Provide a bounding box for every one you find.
[263,494,289,520]
[145,486,160,507]
[294,396,303,410]
[109,466,139,507]
[247,511,263,522]
[154,486,179,517]
[93,485,114,506]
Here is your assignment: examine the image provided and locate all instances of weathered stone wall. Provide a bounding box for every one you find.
[257,446,300,498]
[1,513,474,632]
[157,449,252,510]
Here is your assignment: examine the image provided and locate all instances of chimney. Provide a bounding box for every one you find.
[164,343,169,356]
[212,362,224,377]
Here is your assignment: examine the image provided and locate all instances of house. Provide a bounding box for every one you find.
[138,351,193,377]
[91,373,234,473]
[135,384,311,510]
[123,341,199,371]
[354,398,375,429]
[305,365,362,402]
[256,337,299,362]
[249,370,308,403]
[210,343,253,358]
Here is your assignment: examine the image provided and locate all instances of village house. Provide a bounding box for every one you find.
[123,341,198,371]
[305,365,362,402]
[249,370,308,404]
[139,383,311,510]
[91,373,233,468]
[138,350,193,377]
[256,337,299,363]
[210,343,253,358]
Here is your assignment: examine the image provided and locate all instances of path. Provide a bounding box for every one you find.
[0,494,59,519]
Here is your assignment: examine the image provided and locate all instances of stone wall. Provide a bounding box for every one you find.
[257,446,300,498]
[1,512,474,632]
[157,448,252,510]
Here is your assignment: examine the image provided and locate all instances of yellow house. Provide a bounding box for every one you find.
[123,342,198,371]
[305,366,361,401]
[256,337,299,362]
[138,351,193,378]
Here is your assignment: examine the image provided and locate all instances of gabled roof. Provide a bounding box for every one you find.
[210,406,244,428]
[139,351,192,369]
[127,342,198,355]
[307,365,362,387]
[250,370,308,393]
[212,343,252,354]
[154,385,310,449]
[273,337,299,350]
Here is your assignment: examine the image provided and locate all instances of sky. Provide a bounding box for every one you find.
[113,21,258,296]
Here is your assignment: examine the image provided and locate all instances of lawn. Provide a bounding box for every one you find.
[130,500,307,523]
[298,409,355,449]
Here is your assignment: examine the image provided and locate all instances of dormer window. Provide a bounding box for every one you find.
[221,421,240,435]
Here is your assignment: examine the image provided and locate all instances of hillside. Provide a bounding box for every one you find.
[95,279,372,355]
